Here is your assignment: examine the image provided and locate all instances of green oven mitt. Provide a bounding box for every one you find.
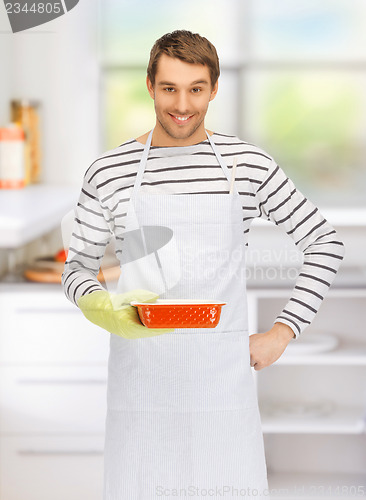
[77,289,174,339]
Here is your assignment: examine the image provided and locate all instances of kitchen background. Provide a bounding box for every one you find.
[0,0,365,499]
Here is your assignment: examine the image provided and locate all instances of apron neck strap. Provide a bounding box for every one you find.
[132,128,239,196]
[132,128,154,196]
[205,131,237,192]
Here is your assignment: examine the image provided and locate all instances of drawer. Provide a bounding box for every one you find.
[0,436,104,500]
[0,289,110,363]
[0,366,107,434]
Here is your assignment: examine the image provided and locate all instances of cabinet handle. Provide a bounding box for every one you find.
[15,308,79,314]
[18,449,104,456]
[17,379,107,385]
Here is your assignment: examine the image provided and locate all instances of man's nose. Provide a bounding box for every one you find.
[174,92,190,113]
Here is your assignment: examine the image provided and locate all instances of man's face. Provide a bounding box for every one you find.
[147,54,218,146]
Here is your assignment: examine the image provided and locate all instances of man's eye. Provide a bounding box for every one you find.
[192,88,201,93]
[164,87,175,92]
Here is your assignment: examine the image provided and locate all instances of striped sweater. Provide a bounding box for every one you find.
[61,132,345,339]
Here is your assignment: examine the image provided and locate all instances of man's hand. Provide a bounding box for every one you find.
[249,322,295,371]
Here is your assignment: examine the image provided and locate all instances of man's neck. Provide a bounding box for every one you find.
[135,128,214,147]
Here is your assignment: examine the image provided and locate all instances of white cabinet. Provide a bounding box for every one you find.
[0,366,107,434]
[0,288,109,364]
[248,287,366,499]
[0,436,104,500]
[0,283,109,500]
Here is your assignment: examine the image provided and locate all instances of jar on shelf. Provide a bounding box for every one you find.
[10,99,41,185]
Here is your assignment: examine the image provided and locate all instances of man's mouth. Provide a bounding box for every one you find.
[169,114,193,124]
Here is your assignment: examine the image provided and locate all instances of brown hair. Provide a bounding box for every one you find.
[147,30,220,88]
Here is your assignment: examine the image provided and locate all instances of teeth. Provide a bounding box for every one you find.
[174,116,190,121]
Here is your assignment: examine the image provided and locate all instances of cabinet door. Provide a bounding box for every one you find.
[0,366,107,434]
[0,436,104,500]
[0,288,110,363]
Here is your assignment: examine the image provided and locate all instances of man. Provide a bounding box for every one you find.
[62,30,344,499]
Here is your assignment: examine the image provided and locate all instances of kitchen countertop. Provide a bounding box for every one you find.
[0,184,79,248]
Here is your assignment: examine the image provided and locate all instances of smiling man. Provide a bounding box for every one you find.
[62,30,344,499]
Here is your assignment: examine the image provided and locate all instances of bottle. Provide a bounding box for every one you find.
[0,123,25,189]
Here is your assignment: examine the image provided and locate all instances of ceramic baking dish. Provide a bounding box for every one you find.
[130,299,226,329]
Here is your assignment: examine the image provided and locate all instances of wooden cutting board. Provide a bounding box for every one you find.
[24,256,121,283]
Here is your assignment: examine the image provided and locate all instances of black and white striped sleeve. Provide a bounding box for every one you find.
[61,171,114,307]
[255,159,345,339]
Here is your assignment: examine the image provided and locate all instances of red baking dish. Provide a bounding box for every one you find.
[130,299,226,329]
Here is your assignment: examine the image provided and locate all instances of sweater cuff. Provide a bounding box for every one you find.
[274,316,301,340]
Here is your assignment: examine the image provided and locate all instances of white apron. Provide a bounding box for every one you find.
[103,130,269,499]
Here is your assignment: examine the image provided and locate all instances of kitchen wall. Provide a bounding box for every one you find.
[0,10,13,275]
[0,1,102,276]
[5,0,101,185]
[0,9,12,125]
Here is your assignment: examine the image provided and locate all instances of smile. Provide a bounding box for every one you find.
[169,114,193,124]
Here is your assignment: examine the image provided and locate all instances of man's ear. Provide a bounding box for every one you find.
[209,81,219,102]
[146,76,155,100]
